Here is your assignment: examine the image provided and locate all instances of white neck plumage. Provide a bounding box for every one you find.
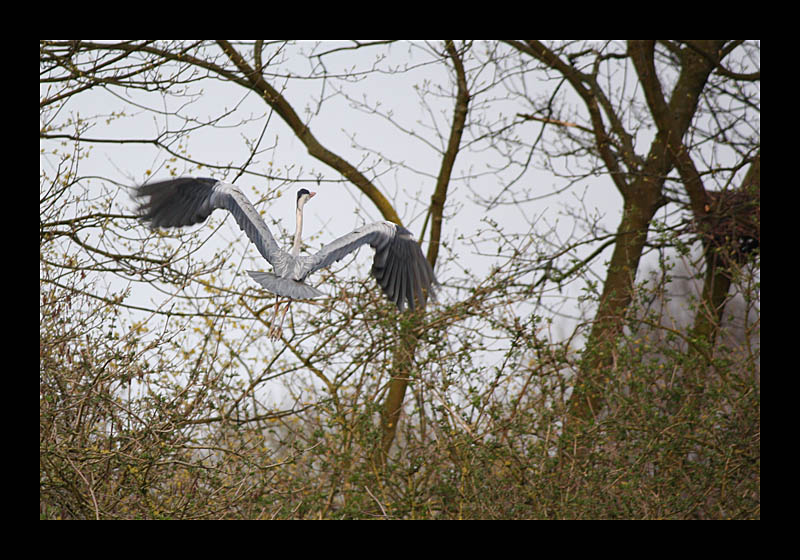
[291,191,315,256]
[291,203,304,256]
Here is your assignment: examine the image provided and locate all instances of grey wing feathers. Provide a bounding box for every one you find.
[134,177,283,266]
[134,177,220,228]
[307,222,437,311]
[375,225,438,311]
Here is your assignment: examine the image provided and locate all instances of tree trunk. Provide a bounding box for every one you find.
[567,41,726,434]
[377,41,469,464]
[567,188,662,428]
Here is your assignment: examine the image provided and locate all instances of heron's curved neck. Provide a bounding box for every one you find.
[291,203,304,256]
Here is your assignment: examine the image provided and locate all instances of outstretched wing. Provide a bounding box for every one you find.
[305,221,437,312]
[134,177,284,267]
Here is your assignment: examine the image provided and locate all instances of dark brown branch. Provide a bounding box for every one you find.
[427,40,469,268]
[215,40,402,225]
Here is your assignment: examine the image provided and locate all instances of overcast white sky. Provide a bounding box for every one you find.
[41,41,658,346]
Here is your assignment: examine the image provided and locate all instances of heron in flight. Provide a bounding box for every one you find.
[134,178,437,338]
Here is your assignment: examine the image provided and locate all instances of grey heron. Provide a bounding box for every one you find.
[134,178,437,338]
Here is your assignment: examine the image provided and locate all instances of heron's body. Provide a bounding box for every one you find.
[134,178,436,320]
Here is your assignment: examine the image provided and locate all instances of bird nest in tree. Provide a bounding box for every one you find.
[697,188,760,266]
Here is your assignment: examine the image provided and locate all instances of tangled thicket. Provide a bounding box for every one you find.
[40,229,759,518]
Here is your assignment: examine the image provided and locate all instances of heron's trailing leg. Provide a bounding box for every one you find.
[268,299,281,339]
[268,298,291,340]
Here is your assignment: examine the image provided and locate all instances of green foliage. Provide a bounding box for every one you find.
[40,247,760,518]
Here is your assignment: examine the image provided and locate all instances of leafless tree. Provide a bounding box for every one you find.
[40,40,759,519]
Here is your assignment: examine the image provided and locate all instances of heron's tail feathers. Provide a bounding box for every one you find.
[247,271,325,300]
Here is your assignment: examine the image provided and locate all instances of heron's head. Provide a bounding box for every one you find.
[296,188,317,209]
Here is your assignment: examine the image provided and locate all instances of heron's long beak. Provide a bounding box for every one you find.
[309,192,317,199]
